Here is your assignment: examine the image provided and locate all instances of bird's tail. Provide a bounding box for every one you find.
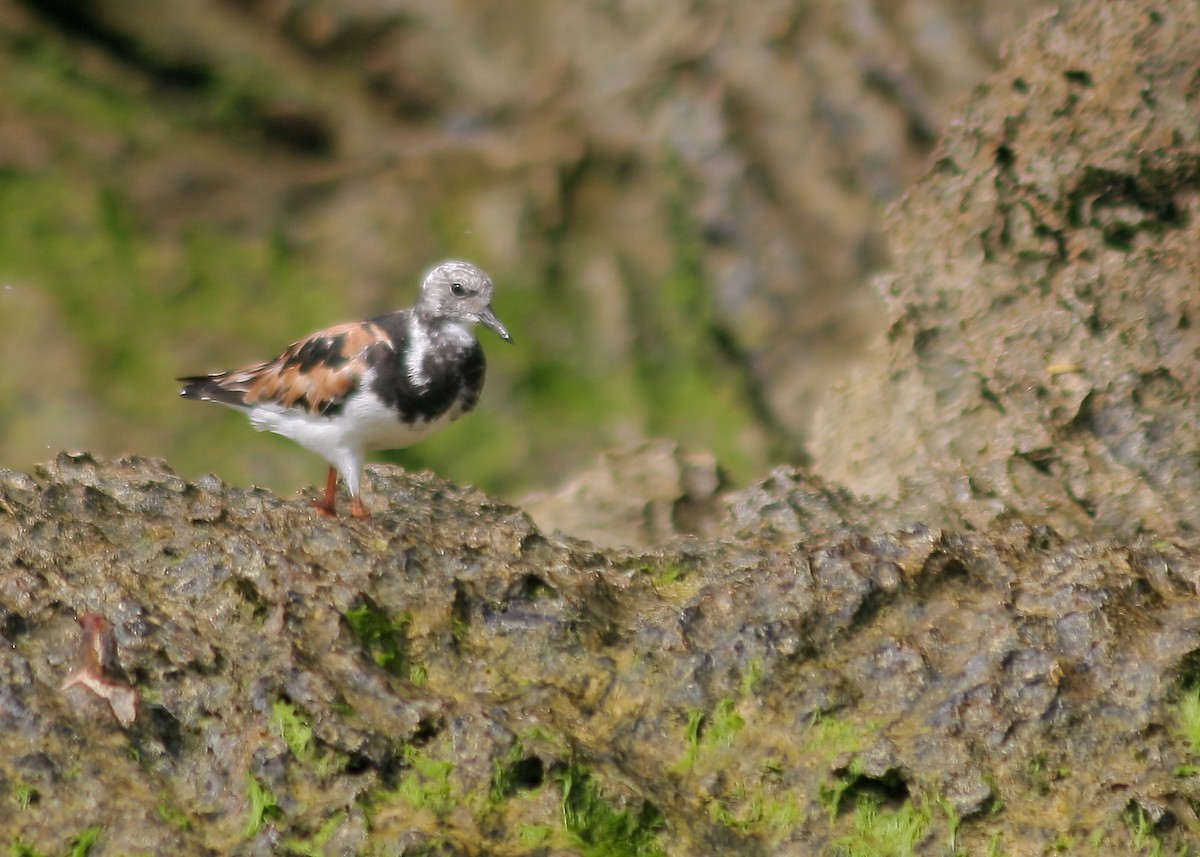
[177,374,247,407]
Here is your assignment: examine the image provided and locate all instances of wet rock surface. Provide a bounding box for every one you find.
[2,454,1200,854]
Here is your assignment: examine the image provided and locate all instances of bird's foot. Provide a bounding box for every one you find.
[312,498,338,517]
[313,466,340,517]
[348,497,371,519]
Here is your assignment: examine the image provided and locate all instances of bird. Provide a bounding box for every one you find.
[178,260,512,519]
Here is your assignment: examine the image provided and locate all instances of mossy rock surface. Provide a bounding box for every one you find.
[2,453,1200,855]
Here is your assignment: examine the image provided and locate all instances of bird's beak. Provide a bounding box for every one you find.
[480,306,513,343]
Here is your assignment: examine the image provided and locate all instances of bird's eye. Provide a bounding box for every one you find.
[450,282,466,297]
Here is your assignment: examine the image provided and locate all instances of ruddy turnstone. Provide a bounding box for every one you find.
[179,260,511,518]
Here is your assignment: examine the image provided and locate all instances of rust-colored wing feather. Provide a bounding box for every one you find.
[179,321,393,415]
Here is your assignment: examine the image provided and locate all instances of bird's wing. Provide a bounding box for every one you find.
[179,321,394,414]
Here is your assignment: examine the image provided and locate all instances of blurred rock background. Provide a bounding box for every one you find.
[0,0,1046,501]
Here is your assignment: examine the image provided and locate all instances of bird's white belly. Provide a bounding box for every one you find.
[248,389,461,463]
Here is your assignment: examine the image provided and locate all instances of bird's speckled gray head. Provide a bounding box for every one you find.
[416,260,512,343]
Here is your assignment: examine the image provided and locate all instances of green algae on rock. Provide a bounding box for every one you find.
[1,453,1200,854]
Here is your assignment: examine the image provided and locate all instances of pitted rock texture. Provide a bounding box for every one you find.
[1,454,1199,855]
[811,2,1200,538]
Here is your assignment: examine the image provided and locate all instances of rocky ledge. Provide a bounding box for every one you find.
[1,453,1199,855]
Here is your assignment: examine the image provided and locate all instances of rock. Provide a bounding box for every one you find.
[811,1,1200,538]
[520,439,724,548]
[1,453,1199,853]
[4,2,1200,855]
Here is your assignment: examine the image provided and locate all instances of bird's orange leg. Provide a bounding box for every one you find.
[348,494,371,519]
[313,466,339,517]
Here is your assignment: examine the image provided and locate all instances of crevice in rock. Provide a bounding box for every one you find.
[1173,649,1200,691]
[16,0,212,89]
[508,573,556,604]
[230,576,268,619]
